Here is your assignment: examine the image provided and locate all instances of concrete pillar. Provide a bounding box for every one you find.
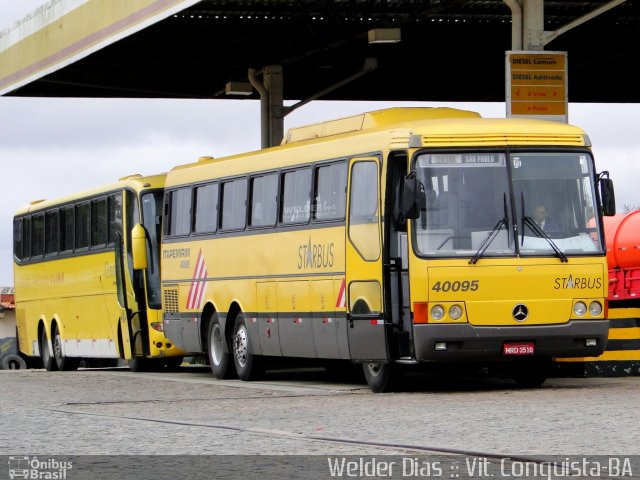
[264,65,284,147]
[523,0,545,50]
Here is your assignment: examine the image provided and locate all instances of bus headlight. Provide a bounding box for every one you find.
[449,304,463,320]
[431,305,445,320]
[573,301,587,316]
[589,301,602,316]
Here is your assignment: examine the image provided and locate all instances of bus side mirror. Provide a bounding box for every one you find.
[401,172,421,220]
[599,172,616,216]
[131,224,148,270]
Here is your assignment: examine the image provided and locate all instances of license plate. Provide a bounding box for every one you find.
[503,342,535,356]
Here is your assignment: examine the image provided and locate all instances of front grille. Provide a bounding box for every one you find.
[163,287,179,313]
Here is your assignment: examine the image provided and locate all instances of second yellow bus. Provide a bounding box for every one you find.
[13,174,184,371]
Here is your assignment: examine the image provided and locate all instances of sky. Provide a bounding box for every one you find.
[1,1,640,287]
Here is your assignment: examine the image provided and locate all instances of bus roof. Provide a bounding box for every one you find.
[14,172,167,216]
[166,107,589,188]
[282,107,481,144]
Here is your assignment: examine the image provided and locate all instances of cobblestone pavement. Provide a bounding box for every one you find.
[1,366,639,457]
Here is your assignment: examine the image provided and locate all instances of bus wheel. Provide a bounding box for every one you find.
[363,362,401,393]
[512,359,550,388]
[232,313,263,381]
[52,327,78,371]
[1,354,27,370]
[40,329,58,372]
[208,317,234,379]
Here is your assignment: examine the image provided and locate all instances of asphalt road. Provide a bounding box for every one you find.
[1,366,639,479]
[2,366,639,454]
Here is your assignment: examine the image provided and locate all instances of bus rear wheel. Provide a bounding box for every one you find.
[363,361,402,393]
[232,313,263,381]
[208,316,234,379]
[52,327,78,371]
[39,329,58,371]
[1,354,27,370]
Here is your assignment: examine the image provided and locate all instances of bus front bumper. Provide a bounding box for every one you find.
[413,320,609,362]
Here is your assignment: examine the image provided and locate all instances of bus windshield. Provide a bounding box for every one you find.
[413,150,604,258]
[141,191,163,308]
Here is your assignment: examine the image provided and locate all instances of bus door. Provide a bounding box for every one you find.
[115,191,148,359]
[345,157,389,361]
[115,230,134,360]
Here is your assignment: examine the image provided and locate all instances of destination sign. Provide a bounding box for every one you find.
[418,153,506,167]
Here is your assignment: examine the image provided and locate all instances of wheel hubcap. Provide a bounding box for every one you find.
[210,324,224,366]
[233,325,248,368]
[42,335,50,362]
[53,334,62,360]
[366,362,382,377]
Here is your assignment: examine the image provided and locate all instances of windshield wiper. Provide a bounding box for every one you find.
[469,193,509,265]
[522,216,568,263]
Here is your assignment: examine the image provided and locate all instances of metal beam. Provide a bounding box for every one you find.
[541,0,628,47]
[282,58,378,117]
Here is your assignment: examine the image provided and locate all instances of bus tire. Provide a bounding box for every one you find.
[40,329,58,371]
[208,316,235,379]
[232,313,263,381]
[363,361,402,393]
[1,353,27,370]
[52,327,79,371]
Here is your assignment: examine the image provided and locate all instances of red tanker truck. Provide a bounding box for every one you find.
[597,212,640,377]
[604,211,640,300]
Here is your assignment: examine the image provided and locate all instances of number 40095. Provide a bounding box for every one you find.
[431,280,479,292]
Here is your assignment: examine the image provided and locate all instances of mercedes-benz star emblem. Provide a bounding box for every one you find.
[512,304,529,322]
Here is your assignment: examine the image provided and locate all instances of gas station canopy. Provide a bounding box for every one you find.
[1,0,639,103]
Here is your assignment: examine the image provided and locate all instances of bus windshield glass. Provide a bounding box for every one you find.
[413,150,604,258]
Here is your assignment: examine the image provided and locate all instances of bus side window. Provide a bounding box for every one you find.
[220,178,248,231]
[31,214,45,257]
[91,198,108,247]
[281,168,311,224]
[249,173,277,228]
[45,210,60,255]
[75,203,90,250]
[166,188,192,236]
[349,161,380,261]
[350,164,378,221]
[107,194,122,245]
[60,206,75,252]
[194,183,219,233]
[314,161,347,221]
[13,218,23,260]
[23,217,31,259]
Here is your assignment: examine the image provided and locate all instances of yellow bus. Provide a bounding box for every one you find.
[154,107,615,392]
[13,174,184,371]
